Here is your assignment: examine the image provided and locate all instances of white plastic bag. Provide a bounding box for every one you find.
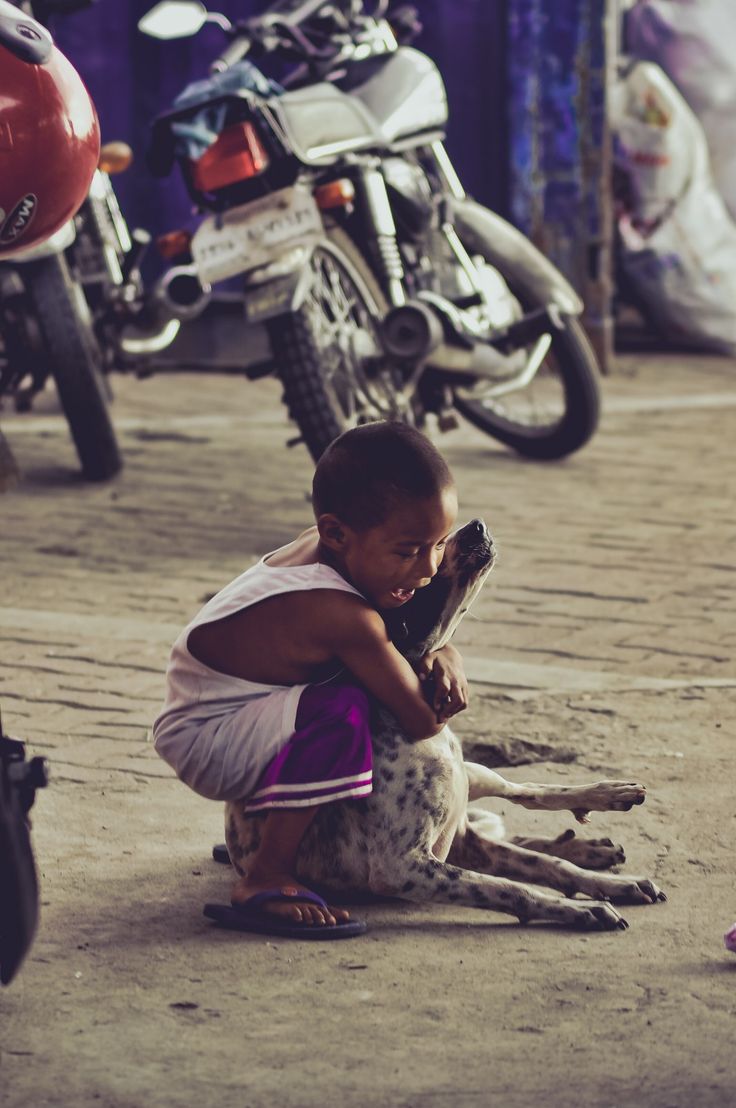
[627,0,736,219]
[612,60,736,352]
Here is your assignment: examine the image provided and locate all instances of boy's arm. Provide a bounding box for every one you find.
[320,596,446,740]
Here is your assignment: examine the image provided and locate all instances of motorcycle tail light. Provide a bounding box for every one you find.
[191,122,269,193]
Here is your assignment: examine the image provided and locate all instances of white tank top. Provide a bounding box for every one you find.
[151,555,365,789]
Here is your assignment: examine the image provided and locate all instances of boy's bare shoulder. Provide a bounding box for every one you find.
[298,588,386,642]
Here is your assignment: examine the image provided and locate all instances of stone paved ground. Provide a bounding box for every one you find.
[1,351,735,1107]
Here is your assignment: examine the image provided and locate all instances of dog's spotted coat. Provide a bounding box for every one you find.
[225,520,665,930]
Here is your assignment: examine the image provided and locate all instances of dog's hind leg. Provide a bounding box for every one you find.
[465,762,647,822]
[374,851,629,930]
[509,828,626,871]
[448,827,665,905]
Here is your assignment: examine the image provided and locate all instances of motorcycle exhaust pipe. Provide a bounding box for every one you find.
[381,298,563,379]
[119,262,210,359]
[381,299,509,378]
[155,264,212,322]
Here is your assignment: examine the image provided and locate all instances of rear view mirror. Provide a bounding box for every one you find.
[138,1,208,40]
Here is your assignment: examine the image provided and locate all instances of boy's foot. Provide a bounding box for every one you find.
[232,872,349,927]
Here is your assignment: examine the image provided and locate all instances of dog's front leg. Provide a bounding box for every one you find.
[376,851,628,931]
[465,762,647,822]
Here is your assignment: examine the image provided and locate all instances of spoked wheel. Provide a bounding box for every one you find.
[269,225,413,461]
[450,249,601,460]
[453,311,600,459]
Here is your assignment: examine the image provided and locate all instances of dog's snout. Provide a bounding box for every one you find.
[463,518,493,552]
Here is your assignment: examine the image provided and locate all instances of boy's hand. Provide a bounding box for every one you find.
[417,643,469,723]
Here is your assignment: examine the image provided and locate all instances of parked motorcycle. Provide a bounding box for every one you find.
[0,0,168,481]
[0,0,124,480]
[138,0,600,462]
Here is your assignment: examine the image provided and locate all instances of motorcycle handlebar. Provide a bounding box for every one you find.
[210,32,251,73]
[262,0,338,27]
[211,0,412,72]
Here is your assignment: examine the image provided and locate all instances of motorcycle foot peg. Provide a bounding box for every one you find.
[380,300,444,362]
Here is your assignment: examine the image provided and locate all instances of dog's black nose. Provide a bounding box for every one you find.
[470,519,485,536]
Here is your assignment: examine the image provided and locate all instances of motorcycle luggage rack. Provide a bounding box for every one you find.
[147,88,289,180]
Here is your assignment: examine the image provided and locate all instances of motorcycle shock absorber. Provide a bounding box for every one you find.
[355,166,406,307]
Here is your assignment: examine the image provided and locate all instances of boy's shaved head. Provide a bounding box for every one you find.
[312,421,454,530]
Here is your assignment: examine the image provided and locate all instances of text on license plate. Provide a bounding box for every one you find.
[191,187,323,285]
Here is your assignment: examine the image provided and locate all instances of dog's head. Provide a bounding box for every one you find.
[385,518,496,659]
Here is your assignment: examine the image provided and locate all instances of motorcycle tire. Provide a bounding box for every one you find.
[269,225,412,462]
[26,253,122,480]
[452,267,601,461]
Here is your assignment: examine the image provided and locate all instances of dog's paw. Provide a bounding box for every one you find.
[587,781,647,813]
[581,874,666,905]
[552,829,626,870]
[573,901,630,931]
[608,877,666,905]
[528,893,628,931]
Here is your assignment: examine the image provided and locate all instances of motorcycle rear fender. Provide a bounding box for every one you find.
[242,250,316,324]
[452,199,583,316]
[10,218,76,263]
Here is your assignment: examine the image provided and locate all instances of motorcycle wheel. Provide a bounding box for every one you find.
[452,270,601,461]
[26,253,122,480]
[269,225,413,462]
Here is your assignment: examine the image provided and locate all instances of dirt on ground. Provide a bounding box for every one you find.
[0,350,734,1108]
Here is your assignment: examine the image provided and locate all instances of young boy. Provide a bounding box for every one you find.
[153,422,468,933]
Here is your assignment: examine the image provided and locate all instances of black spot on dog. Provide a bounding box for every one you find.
[401,880,416,893]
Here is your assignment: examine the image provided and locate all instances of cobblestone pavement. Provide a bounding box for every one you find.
[1,352,735,1107]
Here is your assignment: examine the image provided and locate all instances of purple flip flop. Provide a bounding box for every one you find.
[203,888,367,940]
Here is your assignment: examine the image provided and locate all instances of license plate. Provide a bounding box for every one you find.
[191,186,323,285]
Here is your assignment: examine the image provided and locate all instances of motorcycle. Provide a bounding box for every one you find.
[0,0,168,482]
[0,0,121,480]
[138,0,601,462]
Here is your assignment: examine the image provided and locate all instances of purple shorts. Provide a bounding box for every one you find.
[243,681,373,812]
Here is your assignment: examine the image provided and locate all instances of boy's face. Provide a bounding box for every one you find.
[323,484,459,610]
